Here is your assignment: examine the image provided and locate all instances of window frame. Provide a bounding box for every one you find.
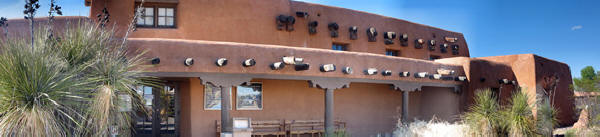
[135,3,177,28]
[332,43,349,51]
[236,82,263,110]
[385,49,400,56]
[203,84,233,110]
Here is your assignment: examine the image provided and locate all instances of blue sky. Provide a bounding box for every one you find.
[0,0,598,78]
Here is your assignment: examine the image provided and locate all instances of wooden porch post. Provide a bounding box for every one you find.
[199,74,252,135]
[220,86,233,133]
[402,90,409,123]
[309,78,351,137]
[324,88,335,136]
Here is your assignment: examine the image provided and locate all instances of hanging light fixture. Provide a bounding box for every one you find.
[242,59,256,67]
[320,64,336,72]
[151,57,160,65]
[295,63,310,71]
[381,70,392,76]
[342,67,353,74]
[415,72,428,78]
[270,62,285,70]
[364,68,378,75]
[184,58,194,66]
[216,58,228,67]
[399,71,410,77]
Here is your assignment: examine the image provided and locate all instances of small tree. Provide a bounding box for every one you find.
[573,66,600,92]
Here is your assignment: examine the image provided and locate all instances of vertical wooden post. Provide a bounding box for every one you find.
[402,91,409,123]
[220,86,233,133]
[324,88,335,136]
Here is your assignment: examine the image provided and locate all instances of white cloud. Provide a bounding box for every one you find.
[571,25,583,31]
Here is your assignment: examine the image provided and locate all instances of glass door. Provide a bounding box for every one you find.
[135,84,179,137]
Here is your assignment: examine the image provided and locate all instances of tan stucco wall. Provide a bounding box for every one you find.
[179,78,460,137]
[89,0,469,60]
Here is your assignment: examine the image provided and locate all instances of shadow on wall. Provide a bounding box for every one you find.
[468,59,518,106]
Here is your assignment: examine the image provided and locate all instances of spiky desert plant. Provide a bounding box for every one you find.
[64,21,158,136]
[502,89,534,137]
[0,35,86,136]
[463,89,501,137]
[536,94,558,136]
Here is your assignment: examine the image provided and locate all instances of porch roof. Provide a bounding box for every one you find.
[128,38,466,91]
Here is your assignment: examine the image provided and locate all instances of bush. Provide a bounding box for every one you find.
[502,90,534,137]
[462,89,501,137]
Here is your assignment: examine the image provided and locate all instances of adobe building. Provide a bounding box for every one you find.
[1,0,576,136]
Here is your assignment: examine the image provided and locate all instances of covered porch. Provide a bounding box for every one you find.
[128,38,467,137]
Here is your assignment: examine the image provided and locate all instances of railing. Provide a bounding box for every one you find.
[216,119,346,137]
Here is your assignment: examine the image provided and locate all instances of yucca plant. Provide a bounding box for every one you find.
[535,94,558,136]
[502,90,535,137]
[48,21,157,136]
[463,89,501,137]
[0,34,87,136]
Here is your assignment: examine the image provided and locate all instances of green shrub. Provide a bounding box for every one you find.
[502,90,534,137]
[463,89,501,137]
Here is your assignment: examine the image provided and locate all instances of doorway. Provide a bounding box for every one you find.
[135,83,180,137]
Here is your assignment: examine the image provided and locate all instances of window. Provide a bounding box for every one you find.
[236,83,263,110]
[204,84,232,110]
[332,43,348,51]
[136,6,176,28]
[429,55,441,60]
[157,8,175,27]
[136,7,154,27]
[385,49,399,56]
